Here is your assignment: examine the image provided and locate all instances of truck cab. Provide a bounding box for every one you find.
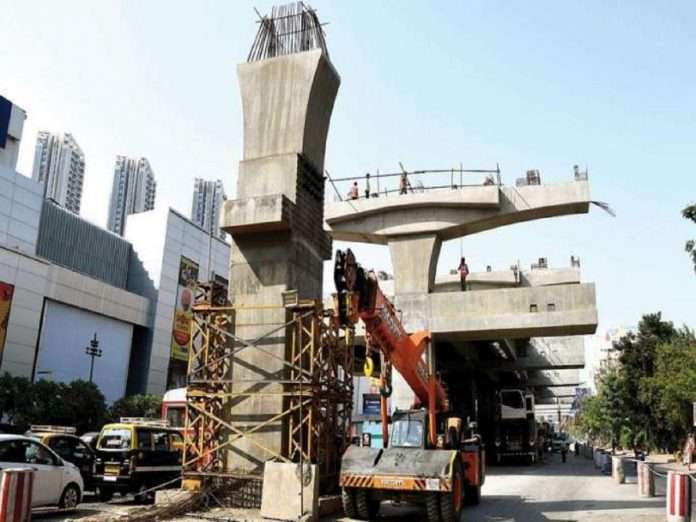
[494,389,537,464]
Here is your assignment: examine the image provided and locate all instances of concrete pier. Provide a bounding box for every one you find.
[221,47,340,472]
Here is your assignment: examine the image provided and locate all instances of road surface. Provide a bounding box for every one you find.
[34,453,683,521]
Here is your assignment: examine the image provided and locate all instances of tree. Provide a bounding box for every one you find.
[0,373,32,429]
[614,313,676,448]
[63,380,107,434]
[684,203,696,273]
[641,329,696,450]
[108,394,162,422]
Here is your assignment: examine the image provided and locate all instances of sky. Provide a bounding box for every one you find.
[1,0,694,332]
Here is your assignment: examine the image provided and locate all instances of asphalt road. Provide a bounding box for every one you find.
[32,453,685,521]
[330,452,670,522]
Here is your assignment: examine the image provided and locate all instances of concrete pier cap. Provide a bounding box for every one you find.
[325,179,591,295]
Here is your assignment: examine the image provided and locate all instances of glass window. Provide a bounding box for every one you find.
[170,432,183,449]
[390,419,424,448]
[0,440,27,463]
[501,391,524,409]
[24,441,56,465]
[166,406,185,429]
[99,429,132,450]
[137,430,152,450]
[50,437,72,460]
[152,431,169,451]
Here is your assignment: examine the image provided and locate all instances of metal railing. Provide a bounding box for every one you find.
[327,165,501,202]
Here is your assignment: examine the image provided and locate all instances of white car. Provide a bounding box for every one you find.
[0,434,83,509]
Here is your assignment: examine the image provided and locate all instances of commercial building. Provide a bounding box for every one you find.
[31,131,85,214]
[191,178,226,239]
[0,96,26,172]
[107,156,156,236]
[124,207,229,394]
[0,95,230,402]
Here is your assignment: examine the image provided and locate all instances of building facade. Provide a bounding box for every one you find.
[107,156,156,236]
[31,131,85,214]
[191,178,226,239]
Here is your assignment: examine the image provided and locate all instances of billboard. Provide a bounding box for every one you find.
[0,281,15,365]
[170,257,199,361]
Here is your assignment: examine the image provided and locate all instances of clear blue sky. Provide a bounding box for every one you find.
[1,1,694,330]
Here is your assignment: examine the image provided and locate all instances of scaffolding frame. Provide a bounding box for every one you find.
[182,282,354,497]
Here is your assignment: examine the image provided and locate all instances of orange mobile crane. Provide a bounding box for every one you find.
[335,249,485,522]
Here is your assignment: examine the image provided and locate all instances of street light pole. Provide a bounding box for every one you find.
[85,333,102,383]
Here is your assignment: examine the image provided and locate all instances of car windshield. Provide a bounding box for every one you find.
[390,419,423,448]
[98,428,131,450]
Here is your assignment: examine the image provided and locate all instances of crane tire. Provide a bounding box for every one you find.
[426,492,441,522]
[355,489,379,520]
[341,487,357,518]
[465,484,481,505]
[440,459,464,522]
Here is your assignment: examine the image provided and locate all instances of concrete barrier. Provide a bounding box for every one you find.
[611,455,625,483]
[601,452,612,474]
[666,471,691,522]
[0,468,34,522]
[637,461,655,498]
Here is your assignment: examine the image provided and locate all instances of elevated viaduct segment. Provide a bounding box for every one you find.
[326,178,590,294]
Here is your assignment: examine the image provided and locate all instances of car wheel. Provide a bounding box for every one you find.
[59,484,81,510]
[135,483,153,504]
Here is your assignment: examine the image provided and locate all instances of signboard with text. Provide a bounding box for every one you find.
[0,281,15,366]
[170,257,199,361]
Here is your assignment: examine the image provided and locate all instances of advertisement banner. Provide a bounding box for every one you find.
[0,281,15,365]
[170,257,199,361]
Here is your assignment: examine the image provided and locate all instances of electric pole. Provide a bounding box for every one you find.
[85,332,102,383]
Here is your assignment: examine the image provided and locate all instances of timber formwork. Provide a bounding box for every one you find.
[182,282,353,501]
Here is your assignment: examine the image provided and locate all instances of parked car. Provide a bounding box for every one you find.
[26,425,97,491]
[0,434,84,509]
[94,418,183,502]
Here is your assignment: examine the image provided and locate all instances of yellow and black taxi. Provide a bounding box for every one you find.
[26,425,97,491]
[94,418,183,502]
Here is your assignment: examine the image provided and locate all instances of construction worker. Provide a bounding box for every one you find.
[349,181,359,200]
[399,172,409,195]
[365,173,371,198]
[458,257,469,291]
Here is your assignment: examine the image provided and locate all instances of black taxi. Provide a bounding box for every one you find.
[94,418,183,502]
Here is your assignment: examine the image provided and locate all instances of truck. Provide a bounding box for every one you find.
[335,249,485,522]
[493,388,537,465]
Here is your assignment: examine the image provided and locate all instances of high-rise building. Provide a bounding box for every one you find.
[107,156,156,236]
[191,178,226,239]
[31,131,85,214]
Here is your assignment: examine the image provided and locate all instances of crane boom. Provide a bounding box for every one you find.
[334,249,449,414]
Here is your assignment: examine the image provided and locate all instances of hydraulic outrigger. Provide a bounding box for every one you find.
[335,249,485,522]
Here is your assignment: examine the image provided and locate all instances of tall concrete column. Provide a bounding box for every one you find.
[388,233,441,295]
[221,48,340,473]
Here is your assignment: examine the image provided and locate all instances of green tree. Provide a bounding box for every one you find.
[63,380,107,434]
[614,313,676,448]
[641,329,696,450]
[684,202,696,272]
[108,394,162,422]
[0,373,32,429]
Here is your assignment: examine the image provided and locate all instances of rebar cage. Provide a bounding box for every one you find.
[182,281,353,498]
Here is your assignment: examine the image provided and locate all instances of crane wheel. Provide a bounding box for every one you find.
[440,460,464,522]
[355,489,379,520]
[465,484,481,506]
[425,492,441,522]
[341,487,357,518]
